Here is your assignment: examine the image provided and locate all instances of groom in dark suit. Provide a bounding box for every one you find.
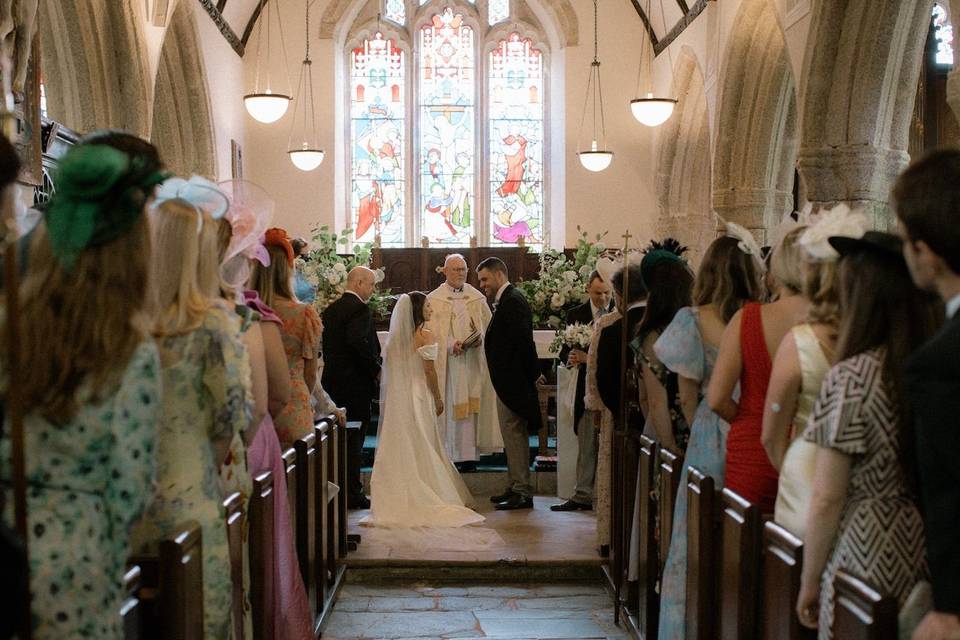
[322,266,382,509]
[478,257,542,510]
[893,149,960,640]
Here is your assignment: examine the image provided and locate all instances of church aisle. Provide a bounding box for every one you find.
[322,582,628,639]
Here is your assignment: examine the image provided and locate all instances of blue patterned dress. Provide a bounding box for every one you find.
[654,307,731,639]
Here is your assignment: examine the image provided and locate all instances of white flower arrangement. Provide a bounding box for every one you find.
[516,227,608,327]
[549,322,595,355]
[299,225,390,319]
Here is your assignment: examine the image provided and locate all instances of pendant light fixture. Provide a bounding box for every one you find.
[630,0,676,127]
[244,0,292,123]
[287,0,324,171]
[576,0,613,172]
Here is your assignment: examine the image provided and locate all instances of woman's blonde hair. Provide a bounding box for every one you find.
[15,216,151,422]
[249,243,295,308]
[769,226,807,294]
[693,236,764,323]
[150,199,211,335]
[802,258,840,326]
[196,214,234,300]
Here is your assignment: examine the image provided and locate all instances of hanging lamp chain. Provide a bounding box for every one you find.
[592,0,599,63]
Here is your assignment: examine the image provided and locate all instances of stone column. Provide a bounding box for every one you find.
[797,0,934,229]
[948,0,960,123]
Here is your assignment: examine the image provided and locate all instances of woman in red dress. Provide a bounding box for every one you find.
[708,226,809,512]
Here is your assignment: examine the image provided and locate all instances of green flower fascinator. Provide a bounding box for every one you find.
[45,144,170,269]
[640,238,689,288]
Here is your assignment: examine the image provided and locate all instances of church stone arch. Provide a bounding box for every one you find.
[150,1,216,177]
[38,0,152,136]
[712,0,798,245]
[656,47,713,265]
[798,0,935,228]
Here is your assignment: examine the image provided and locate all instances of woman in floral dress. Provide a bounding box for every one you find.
[130,196,253,640]
[250,228,322,449]
[0,142,167,638]
[654,233,764,638]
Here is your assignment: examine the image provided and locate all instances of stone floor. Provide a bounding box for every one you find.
[322,582,628,639]
[346,495,600,565]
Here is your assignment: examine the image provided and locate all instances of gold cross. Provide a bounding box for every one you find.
[621,230,632,251]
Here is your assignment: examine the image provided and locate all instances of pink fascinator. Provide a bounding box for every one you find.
[217,179,275,292]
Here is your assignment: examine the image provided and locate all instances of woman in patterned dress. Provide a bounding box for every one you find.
[0,142,167,638]
[654,234,765,639]
[130,197,253,640]
[796,232,940,639]
[250,228,322,449]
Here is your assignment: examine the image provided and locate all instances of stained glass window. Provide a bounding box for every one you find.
[933,4,955,67]
[488,33,543,250]
[418,8,476,246]
[488,0,509,26]
[384,0,405,25]
[350,33,406,247]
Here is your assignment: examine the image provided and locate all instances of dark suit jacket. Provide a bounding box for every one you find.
[596,305,645,417]
[559,302,612,428]
[484,284,543,433]
[904,310,960,614]
[321,292,382,422]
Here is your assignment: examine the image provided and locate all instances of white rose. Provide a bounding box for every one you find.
[550,293,563,309]
[327,274,339,285]
[579,265,591,277]
[534,291,546,303]
[334,262,347,272]
[564,270,577,282]
[595,242,606,251]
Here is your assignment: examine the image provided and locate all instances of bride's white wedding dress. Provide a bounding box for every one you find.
[361,295,484,528]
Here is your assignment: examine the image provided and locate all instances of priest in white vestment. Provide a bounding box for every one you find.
[426,254,503,461]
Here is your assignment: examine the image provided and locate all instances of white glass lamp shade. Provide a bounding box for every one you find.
[577,140,613,172]
[244,92,292,123]
[288,145,325,171]
[630,93,678,127]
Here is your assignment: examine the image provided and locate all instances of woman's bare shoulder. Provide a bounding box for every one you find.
[415,327,436,345]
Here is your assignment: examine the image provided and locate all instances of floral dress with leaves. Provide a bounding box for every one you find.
[0,341,162,639]
[129,307,253,640]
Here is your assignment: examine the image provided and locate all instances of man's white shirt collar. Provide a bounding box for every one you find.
[946,292,960,319]
[495,281,511,304]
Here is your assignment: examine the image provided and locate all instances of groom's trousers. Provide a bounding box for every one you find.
[496,400,534,498]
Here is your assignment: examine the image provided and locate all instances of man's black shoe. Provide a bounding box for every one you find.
[495,495,534,510]
[550,500,592,512]
[490,489,517,504]
[349,495,371,510]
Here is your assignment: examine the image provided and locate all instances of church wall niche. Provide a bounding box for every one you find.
[655,46,713,267]
[797,0,935,229]
[150,1,217,178]
[712,0,799,246]
[38,0,151,136]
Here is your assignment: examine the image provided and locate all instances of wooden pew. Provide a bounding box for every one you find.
[131,523,205,640]
[658,448,683,572]
[832,570,897,640]
[634,435,660,638]
[122,566,142,640]
[685,468,720,640]
[338,418,351,557]
[248,472,275,640]
[314,421,331,617]
[294,432,318,615]
[323,417,344,592]
[761,521,814,640]
[282,447,297,535]
[719,488,763,640]
[223,492,246,640]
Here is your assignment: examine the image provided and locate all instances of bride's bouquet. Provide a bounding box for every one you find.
[549,322,594,356]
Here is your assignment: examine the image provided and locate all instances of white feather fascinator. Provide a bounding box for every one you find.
[798,203,868,261]
[595,250,643,285]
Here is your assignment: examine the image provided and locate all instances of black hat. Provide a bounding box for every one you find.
[828,231,904,260]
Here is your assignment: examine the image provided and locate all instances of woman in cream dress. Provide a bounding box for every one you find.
[762,205,866,536]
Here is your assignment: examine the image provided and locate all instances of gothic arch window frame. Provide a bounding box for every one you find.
[345,0,551,249]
